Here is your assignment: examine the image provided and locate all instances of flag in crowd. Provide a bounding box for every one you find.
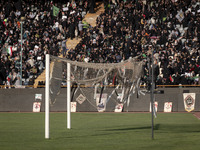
[6,46,13,56]
[169,75,174,82]
[53,5,60,17]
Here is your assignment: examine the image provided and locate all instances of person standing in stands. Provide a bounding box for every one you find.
[62,39,67,57]
[69,18,75,39]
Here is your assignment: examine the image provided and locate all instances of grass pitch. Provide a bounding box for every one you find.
[0,112,200,150]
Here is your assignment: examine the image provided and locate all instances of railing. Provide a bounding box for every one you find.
[156,85,200,87]
[1,84,200,89]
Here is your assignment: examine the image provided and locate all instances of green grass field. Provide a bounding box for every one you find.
[0,112,200,150]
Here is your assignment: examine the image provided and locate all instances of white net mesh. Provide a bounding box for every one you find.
[49,55,145,110]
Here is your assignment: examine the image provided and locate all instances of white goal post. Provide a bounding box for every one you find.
[45,54,71,139]
[45,54,50,139]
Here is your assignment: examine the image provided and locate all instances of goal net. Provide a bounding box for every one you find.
[45,54,145,138]
[49,55,145,106]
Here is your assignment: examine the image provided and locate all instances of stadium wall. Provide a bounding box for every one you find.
[0,88,199,112]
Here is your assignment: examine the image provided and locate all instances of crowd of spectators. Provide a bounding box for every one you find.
[0,0,200,88]
[67,0,200,86]
[0,0,90,87]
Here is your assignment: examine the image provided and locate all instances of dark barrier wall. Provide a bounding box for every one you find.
[0,88,200,112]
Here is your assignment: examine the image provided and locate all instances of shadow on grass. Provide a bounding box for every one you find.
[102,124,161,132]
[103,123,200,133]
[105,126,152,131]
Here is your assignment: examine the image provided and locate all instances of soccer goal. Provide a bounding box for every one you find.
[45,54,145,139]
